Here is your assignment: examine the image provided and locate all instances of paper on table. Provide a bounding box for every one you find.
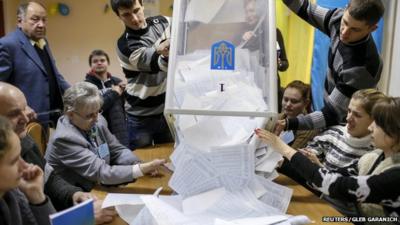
[257,177,293,213]
[102,193,144,208]
[229,215,289,225]
[140,195,191,225]
[182,187,226,215]
[102,193,147,224]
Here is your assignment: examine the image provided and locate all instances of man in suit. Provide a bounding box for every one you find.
[0,1,70,126]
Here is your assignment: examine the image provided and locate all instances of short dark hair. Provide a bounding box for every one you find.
[17,1,46,21]
[110,0,143,16]
[0,116,14,159]
[372,97,400,151]
[347,0,384,26]
[88,49,110,66]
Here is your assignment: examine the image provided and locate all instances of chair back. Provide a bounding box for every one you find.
[26,122,48,156]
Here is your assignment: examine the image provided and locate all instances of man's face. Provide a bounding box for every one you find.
[245,0,258,26]
[340,10,377,44]
[90,55,109,75]
[346,98,373,138]
[17,2,47,41]
[117,0,146,30]
[0,91,30,138]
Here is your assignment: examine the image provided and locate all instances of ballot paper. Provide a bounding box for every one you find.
[184,0,245,24]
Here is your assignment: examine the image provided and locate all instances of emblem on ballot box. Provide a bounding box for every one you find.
[211,40,235,70]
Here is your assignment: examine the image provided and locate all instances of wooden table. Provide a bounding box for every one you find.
[92,143,351,225]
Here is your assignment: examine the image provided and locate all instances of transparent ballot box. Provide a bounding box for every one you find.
[165,0,278,137]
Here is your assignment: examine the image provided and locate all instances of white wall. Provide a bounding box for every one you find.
[387,1,400,97]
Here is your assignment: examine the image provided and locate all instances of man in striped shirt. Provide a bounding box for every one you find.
[110,0,173,149]
[277,0,384,133]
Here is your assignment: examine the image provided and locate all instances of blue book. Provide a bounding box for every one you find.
[50,199,94,225]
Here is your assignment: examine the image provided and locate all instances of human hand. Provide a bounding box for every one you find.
[274,119,286,135]
[94,199,117,225]
[111,85,124,96]
[18,161,46,204]
[255,128,296,160]
[139,159,167,175]
[72,191,93,205]
[242,31,255,41]
[117,82,127,90]
[298,148,323,167]
[156,39,170,58]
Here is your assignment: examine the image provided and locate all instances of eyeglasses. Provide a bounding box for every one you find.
[72,109,102,121]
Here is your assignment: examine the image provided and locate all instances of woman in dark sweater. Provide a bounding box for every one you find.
[256,97,400,219]
[0,116,55,225]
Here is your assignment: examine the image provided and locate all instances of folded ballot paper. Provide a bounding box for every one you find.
[50,199,94,225]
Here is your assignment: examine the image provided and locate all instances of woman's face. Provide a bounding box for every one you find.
[68,103,101,132]
[368,121,396,152]
[282,87,307,118]
[346,98,373,138]
[0,132,24,194]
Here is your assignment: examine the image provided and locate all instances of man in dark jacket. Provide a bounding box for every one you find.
[84,49,129,147]
[0,82,116,224]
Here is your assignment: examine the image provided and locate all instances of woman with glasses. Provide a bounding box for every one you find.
[45,82,165,191]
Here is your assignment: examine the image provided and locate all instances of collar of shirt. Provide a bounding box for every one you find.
[30,39,46,49]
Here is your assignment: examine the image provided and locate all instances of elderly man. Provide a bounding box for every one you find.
[0,82,116,224]
[0,1,70,126]
[45,82,166,191]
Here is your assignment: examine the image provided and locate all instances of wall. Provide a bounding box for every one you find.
[3,0,173,84]
[387,1,400,97]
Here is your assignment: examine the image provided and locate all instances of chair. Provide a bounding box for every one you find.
[26,122,48,156]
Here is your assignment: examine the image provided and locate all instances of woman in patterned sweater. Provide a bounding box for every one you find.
[256,97,400,218]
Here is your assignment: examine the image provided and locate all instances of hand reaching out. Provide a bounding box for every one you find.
[274,119,286,135]
[255,128,297,160]
[139,159,167,176]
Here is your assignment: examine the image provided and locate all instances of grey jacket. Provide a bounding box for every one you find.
[45,115,140,191]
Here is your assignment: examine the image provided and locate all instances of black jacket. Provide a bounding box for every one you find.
[85,74,129,147]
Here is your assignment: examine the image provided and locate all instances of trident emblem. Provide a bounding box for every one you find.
[211,40,235,70]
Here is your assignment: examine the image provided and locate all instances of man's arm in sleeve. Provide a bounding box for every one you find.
[0,41,13,81]
[282,0,334,35]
